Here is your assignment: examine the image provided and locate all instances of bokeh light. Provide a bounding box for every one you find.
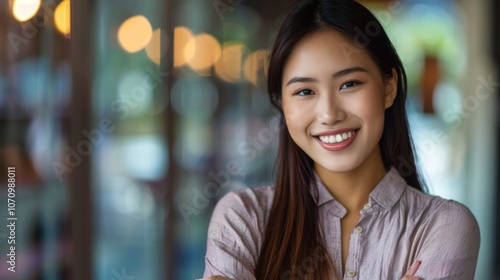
[146,28,166,65]
[244,49,269,86]
[185,33,221,74]
[117,69,155,115]
[174,26,194,68]
[12,0,41,22]
[117,15,153,53]
[110,178,154,219]
[54,0,71,36]
[174,121,214,170]
[214,42,249,83]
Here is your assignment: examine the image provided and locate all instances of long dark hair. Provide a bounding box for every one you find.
[255,0,426,279]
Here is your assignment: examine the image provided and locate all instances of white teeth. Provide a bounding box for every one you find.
[318,130,356,144]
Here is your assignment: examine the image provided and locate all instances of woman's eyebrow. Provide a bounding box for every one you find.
[285,76,318,87]
[285,66,368,87]
[332,66,368,79]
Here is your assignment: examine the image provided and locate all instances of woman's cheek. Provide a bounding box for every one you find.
[352,89,386,120]
[283,99,311,121]
[284,109,303,132]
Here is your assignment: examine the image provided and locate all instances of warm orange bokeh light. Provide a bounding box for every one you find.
[146,28,165,65]
[174,26,194,68]
[244,49,269,86]
[54,0,70,36]
[185,33,221,74]
[214,43,249,83]
[117,15,153,53]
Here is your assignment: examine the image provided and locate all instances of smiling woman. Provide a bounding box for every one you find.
[202,0,480,279]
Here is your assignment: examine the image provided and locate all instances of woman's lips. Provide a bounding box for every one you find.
[314,129,359,151]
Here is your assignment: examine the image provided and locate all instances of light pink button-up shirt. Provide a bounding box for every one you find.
[203,167,480,279]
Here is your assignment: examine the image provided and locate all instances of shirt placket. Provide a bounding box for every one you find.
[343,202,373,280]
[322,202,344,280]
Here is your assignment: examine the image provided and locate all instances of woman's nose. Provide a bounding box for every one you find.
[316,95,347,126]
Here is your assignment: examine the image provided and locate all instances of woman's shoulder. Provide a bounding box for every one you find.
[403,186,479,231]
[210,186,276,230]
[216,185,275,212]
[205,186,276,276]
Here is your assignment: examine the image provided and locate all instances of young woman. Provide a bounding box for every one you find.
[202,0,480,279]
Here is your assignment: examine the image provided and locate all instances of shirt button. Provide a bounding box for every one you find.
[346,269,356,277]
[363,203,372,210]
[355,226,363,233]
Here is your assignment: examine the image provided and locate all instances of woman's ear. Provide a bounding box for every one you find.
[384,68,398,109]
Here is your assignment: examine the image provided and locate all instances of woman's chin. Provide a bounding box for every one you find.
[313,161,361,174]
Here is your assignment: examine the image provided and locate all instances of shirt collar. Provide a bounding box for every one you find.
[310,166,407,211]
[311,171,336,206]
[368,166,407,211]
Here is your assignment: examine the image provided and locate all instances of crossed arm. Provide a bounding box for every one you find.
[202,260,421,280]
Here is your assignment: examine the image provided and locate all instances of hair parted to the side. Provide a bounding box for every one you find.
[255,0,426,279]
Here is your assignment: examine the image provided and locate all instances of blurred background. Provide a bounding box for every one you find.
[0,0,498,279]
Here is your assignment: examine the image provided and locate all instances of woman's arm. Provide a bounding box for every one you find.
[411,201,480,280]
[202,191,260,280]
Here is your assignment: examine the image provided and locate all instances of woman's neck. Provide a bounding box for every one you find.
[314,147,387,213]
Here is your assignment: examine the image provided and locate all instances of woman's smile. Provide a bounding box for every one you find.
[313,128,359,152]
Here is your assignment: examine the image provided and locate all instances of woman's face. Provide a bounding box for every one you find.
[281,29,397,173]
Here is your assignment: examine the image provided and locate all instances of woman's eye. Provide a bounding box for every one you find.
[340,81,360,90]
[295,89,314,96]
